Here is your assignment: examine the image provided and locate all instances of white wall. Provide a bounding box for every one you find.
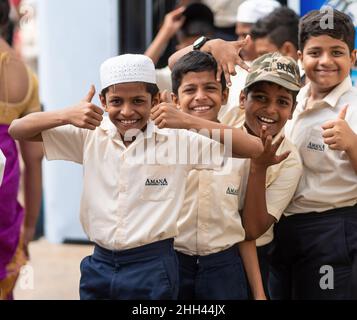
[287,0,300,14]
[37,0,119,242]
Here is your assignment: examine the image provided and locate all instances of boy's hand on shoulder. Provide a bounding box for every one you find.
[151,101,187,129]
[251,126,290,170]
[64,85,104,130]
[322,105,356,152]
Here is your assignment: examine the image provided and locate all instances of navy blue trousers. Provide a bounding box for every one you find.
[269,205,357,300]
[176,244,248,300]
[80,238,179,300]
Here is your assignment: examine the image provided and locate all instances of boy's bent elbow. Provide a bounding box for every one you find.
[244,229,261,241]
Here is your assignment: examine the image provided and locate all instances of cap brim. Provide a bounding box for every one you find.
[245,74,300,92]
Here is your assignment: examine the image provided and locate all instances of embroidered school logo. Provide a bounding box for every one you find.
[307,141,325,152]
[226,186,239,195]
[145,178,168,186]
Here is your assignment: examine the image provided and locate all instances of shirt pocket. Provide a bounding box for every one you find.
[220,174,242,211]
[301,127,328,171]
[140,165,176,201]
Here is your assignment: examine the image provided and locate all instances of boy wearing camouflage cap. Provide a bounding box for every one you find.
[239,52,303,298]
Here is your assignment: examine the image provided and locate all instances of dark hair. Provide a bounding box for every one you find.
[251,7,299,50]
[100,82,159,99]
[299,9,355,52]
[171,51,226,95]
[243,82,298,106]
[178,20,215,40]
[178,3,215,40]
[0,0,10,27]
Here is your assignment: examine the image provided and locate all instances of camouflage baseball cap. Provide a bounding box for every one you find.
[244,52,301,91]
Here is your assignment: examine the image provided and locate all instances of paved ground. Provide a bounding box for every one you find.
[13,238,94,300]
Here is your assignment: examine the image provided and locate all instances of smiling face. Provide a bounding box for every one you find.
[100,82,158,139]
[173,70,228,122]
[241,82,295,137]
[299,35,356,95]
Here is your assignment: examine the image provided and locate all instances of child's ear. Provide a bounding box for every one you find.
[222,87,229,105]
[152,93,160,107]
[239,90,247,108]
[297,50,303,64]
[99,94,108,111]
[350,49,357,66]
[171,93,181,109]
[280,41,297,59]
[289,102,297,120]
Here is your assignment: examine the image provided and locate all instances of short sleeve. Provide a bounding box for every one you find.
[187,131,225,171]
[266,152,303,221]
[0,149,5,185]
[21,72,41,116]
[42,125,89,164]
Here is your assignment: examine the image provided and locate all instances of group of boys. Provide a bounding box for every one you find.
[6,7,357,300]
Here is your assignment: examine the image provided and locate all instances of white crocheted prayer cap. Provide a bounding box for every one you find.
[236,0,281,23]
[100,54,156,90]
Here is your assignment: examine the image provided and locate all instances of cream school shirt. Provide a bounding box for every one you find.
[285,76,357,215]
[42,117,224,250]
[0,149,5,185]
[175,156,247,256]
[206,121,302,246]
[252,131,302,246]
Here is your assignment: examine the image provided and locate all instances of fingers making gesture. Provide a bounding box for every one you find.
[251,126,290,169]
[202,37,251,86]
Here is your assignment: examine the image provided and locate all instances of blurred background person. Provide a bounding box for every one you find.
[179,0,243,40]
[145,2,215,92]
[251,7,299,61]
[218,0,281,124]
[220,6,301,128]
[0,0,43,300]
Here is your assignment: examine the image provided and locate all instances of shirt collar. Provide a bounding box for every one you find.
[297,76,352,110]
[99,117,168,142]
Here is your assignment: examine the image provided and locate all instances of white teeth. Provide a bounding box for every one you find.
[120,120,138,124]
[193,106,211,111]
[258,116,276,124]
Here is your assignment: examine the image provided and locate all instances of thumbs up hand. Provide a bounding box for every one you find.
[159,90,173,104]
[64,85,104,130]
[151,91,187,129]
[321,105,355,151]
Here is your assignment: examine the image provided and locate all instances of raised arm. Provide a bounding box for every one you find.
[151,102,263,158]
[9,85,103,141]
[242,128,291,240]
[144,6,186,65]
[168,37,251,86]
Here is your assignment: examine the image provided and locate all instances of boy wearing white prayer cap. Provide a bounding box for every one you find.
[9,54,262,299]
